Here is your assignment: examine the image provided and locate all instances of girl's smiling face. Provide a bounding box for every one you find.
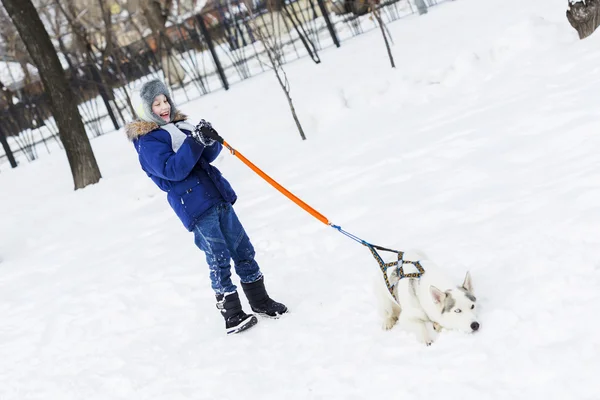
[151,94,171,123]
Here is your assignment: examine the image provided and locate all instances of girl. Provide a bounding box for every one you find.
[125,79,287,334]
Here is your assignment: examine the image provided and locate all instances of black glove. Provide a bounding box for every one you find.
[192,119,222,146]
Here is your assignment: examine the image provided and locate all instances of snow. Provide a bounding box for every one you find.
[0,61,38,89]
[1,0,599,399]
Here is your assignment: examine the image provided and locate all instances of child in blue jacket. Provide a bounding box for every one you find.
[125,79,287,334]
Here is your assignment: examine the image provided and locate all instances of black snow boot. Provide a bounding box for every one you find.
[241,277,288,318]
[216,291,258,335]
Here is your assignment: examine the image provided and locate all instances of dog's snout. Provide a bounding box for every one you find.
[471,322,480,332]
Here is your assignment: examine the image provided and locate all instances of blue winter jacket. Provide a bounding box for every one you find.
[126,112,237,231]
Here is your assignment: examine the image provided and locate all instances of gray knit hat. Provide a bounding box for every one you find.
[132,79,177,125]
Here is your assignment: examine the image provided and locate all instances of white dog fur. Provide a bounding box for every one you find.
[375,250,479,346]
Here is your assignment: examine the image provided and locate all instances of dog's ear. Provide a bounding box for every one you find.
[462,271,474,293]
[430,286,446,305]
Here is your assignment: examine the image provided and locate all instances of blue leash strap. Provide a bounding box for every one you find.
[329,224,369,246]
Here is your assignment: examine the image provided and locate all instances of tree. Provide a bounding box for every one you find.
[1,0,102,189]
[140,0,187,87]
[567,0,600,39]
[369,0,395,68]
[53,0,122,131]
[243,0,307,140]
[0,126,17,168]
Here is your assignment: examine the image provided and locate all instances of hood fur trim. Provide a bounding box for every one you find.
[125,111,188,141]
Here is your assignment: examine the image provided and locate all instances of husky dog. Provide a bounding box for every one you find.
[376,251,479,346]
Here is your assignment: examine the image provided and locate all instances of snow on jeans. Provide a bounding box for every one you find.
[192,202,263,295]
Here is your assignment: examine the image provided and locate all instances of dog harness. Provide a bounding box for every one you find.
[367,244,426,296]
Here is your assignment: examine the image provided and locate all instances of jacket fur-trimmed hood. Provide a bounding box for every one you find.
[125,111,188,141]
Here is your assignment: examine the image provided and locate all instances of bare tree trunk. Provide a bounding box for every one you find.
[18,60,33,84]
[370,2,395,68]
[273,61,307,140]
[0,79,14,108]
[243,1,307,140]
[97,0,124,127]
[0,126,17,168]
[2,0,101,189]
[141,0,186,87]
[55,0,121,131]
[567,0,600,39]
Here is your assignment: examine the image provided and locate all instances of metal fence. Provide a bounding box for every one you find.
[0,0,445,170]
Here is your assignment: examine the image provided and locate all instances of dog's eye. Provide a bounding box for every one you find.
[454,309,462,313]
[471,305,475,310]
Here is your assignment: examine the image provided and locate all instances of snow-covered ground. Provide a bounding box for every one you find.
[1,0,599,398]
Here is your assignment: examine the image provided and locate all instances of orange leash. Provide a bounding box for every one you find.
[222,140,330,225]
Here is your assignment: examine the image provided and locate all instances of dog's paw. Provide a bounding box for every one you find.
[416,332,435,346]
[417,336,434,346]
[382,317,398,330]
[433,322,443,333]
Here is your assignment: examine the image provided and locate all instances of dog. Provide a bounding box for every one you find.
[375,250,479,346]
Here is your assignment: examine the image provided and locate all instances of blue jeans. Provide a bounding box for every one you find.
[192,202,263,295]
